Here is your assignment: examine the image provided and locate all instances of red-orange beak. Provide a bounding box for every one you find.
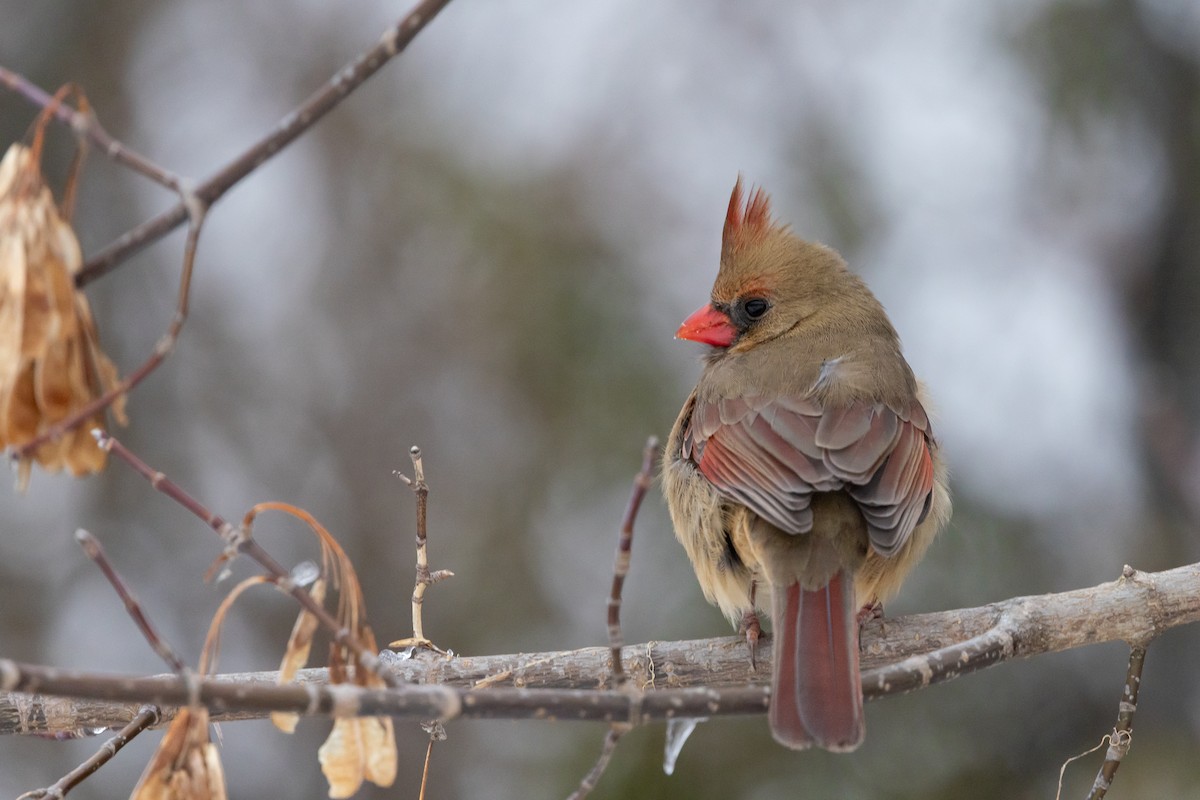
[675,303,737,348]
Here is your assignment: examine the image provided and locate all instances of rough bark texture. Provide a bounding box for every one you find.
[1,564,1196,736]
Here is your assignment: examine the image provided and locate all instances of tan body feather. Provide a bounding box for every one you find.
[664,179,951,750]
[665,385,948,620]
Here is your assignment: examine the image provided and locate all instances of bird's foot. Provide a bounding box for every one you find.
[738,609,763,671]
[856,601,884,626]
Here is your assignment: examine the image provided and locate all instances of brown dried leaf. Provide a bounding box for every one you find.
[129,707,227,800]
[0,142,126,490]
[272,578,326,734]
[318,618,397,798]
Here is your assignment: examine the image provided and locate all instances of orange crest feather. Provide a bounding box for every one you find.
[722,176,777,255]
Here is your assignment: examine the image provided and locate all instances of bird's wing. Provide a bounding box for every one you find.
[683,394,934,556]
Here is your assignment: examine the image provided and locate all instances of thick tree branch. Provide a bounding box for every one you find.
[2,563,1196,736]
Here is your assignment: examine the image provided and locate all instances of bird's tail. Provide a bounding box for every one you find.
[769,571,864,751]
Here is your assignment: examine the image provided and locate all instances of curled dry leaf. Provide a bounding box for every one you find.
[129,707,227,800]
[0,142,126,490]
[272,578,326,734]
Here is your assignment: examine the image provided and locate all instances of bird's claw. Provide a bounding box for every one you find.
[856,601,884,626]
[738,609,763,671]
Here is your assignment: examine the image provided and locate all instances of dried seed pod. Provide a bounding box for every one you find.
[0,141,126,489]
[272,578,326,734]
[318,626,397,797]
[318,715,398,799]
[129,707,227,800]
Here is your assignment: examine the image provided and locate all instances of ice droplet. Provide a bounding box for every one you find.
[290,560,321,587]
[663,717,705,775]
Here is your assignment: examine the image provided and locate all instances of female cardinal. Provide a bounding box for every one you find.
[663,179,950,751]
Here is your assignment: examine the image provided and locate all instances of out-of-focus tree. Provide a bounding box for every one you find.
[3,1,1200,798]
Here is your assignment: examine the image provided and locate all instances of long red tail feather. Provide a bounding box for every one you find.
[769,572,864,751]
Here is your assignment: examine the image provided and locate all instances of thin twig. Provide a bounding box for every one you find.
[418,719,446,800]
[393,446,454,651]
[607,436,658,686]
[566,726,629,800]
[1086,644,1146,799]
[74,530,186,675]
[92,430,399,689]
[419,738,434,800]
[0,69,187,193]
[59,0,455,286]
[569,437,656,799]
[16,705,160,800]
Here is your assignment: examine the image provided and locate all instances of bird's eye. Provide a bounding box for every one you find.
[743,297,770,320]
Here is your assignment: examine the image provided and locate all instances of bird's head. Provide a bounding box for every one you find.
[676,178,858,353]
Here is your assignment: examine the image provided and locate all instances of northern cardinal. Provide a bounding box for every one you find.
[663,179,950,751]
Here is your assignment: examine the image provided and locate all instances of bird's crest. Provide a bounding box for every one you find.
[722,176,782,257]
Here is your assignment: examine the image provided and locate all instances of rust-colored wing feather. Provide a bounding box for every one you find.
[684,394,934,556]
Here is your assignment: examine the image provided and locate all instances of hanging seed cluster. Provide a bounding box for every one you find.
[0,142,126,489]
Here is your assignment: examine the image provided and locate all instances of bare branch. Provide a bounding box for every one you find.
[1,0,455,462]
[74,530,186,675]
[1086,644,1146,799]
[0,70,188,194]
[392,446,454,651]
[68,0,455,286]
[566,725,629,800]
[2,562,1195,735]
[16,706,159,800]
[568,437,658,798]
[607,436,658,686]
[0,659,764,728]
[93,431,399,688]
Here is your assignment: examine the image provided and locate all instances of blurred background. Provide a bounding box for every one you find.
[3,0,1200,797]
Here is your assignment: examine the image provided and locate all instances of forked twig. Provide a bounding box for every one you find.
[0,69,187,193]
[19,529,179,798]
[392,446,454,651]
[58,0,452,286]
[2,0,455,463]
[93,430,399,688]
